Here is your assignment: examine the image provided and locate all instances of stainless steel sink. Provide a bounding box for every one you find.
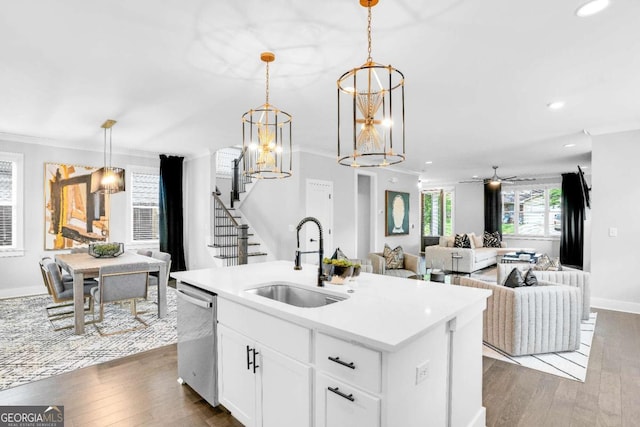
[245,282,347,308]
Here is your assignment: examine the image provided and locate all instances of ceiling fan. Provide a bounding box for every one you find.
[460,166,536,185]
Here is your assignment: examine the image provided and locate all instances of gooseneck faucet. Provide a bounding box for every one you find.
[294,216,326,287]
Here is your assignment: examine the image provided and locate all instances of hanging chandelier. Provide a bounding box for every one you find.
[242,52,293,179]
[91,119,125,194]
[337,0,406,167]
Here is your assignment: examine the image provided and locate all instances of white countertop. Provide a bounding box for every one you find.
[172,261,491,352]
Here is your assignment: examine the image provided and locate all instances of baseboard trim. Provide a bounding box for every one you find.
[0,286,44,300]
[591,297,640,315]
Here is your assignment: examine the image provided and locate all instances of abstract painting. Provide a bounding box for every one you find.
[385,190,409,236]
[44,162,109,250]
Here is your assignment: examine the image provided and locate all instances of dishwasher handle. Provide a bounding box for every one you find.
[177,289,213,308]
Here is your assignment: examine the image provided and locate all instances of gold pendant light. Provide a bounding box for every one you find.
[337,0,406,167]
[242,52,293,179]
[91,119,125,194]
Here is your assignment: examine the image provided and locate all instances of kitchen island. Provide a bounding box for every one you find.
[172,260,491,427]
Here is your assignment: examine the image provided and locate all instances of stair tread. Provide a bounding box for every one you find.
[214,252,268,260]
[209,243,260,248]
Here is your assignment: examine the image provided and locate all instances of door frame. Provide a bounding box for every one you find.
[354,170,378,258]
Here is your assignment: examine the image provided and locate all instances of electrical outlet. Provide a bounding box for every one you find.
[416,360,429,384]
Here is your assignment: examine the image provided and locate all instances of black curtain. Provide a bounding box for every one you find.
[560,173,584,268]
[159,154,186,272]
[484,183,502,236]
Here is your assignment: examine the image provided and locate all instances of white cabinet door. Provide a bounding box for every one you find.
[260,345,312,427]
[218,324,257,427]
[316,373,380,427]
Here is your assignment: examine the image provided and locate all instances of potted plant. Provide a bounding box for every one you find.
[329,259,354,283]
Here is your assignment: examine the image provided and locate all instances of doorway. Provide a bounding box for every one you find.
[304,179,333,263]
[356,172,376,259]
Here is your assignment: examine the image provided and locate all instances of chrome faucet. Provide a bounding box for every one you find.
[294,216,326,287]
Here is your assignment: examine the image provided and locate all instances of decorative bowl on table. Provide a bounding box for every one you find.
[88,242,124,258]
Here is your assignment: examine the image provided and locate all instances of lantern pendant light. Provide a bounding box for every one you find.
[337,0,406,167]
[242,52,293,179]
[91,119,125,194]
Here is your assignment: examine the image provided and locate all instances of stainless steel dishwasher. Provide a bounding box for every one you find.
[177,281,218,407]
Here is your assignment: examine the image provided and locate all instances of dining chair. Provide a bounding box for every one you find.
[137,249,153,257]
[90,262,150,336]
[148,250,171,289]
[40,258,96,331]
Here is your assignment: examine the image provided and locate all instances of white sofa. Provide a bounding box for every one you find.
[424,235,506,274]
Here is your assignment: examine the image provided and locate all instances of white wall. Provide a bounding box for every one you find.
[591,130,640,313]
[0,138,158,298]
[184,153,215,270]
[453,183,484,234]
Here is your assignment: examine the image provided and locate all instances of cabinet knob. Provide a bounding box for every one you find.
[328,356,356,370]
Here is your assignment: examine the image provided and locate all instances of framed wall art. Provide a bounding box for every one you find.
[385,190,409,236]
[44,162,110,250]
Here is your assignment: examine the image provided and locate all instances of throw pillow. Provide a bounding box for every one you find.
[383,244,404,269]
[453,234,472,249]
[469,232,483,248]
[467,232,477,249]
[483,231,501,248]
[549,257,562,271]
[503,268,525,288]
[523,269,538,286]
[534,254,551,270]
[331,247,349,260]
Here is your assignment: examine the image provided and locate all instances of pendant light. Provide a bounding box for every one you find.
[242,52,293,179]
[337,0,406,167]
[91,119,125,194]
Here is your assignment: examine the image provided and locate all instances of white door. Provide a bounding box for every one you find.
[260,346,312,427]
[217,324,256,427]
[305,179,333,261]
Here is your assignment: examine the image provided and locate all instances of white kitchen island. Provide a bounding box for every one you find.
[172,260,491,427]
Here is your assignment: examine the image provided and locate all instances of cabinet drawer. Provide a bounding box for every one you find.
[315,332,381,393]
[316,373,381,427]
[218,298,311,363]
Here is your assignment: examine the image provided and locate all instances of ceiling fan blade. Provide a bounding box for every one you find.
[511,177,536,181]
[459,179,483,184]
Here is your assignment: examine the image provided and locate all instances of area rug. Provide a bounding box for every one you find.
[0,287,177,391]
[483,312,597,382]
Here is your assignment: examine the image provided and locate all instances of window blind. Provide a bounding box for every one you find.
[0,160,14,246]
[131,171,159,241]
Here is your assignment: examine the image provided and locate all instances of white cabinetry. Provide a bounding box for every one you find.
[217,299,312,427]
[315,332,382,427]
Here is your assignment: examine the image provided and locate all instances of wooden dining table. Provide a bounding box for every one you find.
[56,251,168,335]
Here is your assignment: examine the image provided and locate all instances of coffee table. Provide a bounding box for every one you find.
[501,252,541,264]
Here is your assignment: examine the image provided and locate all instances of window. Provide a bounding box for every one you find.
[0,152,23,256]
[422,189,454,236]
[130,170,160,243]
[502,186,561,237]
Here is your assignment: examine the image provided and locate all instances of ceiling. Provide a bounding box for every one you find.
[1,0,638,185]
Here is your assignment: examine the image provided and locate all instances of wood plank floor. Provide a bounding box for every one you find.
[0,308,637,426]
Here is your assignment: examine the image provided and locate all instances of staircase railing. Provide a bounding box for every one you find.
[231,148,251,208]
[213,191,248,266]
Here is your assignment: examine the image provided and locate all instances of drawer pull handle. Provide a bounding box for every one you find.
[328,386,355,402]
[328,356,355,369]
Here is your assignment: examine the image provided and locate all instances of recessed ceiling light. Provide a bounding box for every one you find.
[564,143,576,148]
[425,161,433,164]
[547,101,565,110]
[576,0,610,17]
[472,175,479,178]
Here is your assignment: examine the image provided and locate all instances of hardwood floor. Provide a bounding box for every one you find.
[0,308,637,426]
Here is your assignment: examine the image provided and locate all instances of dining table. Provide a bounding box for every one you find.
[55,251,168,335]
